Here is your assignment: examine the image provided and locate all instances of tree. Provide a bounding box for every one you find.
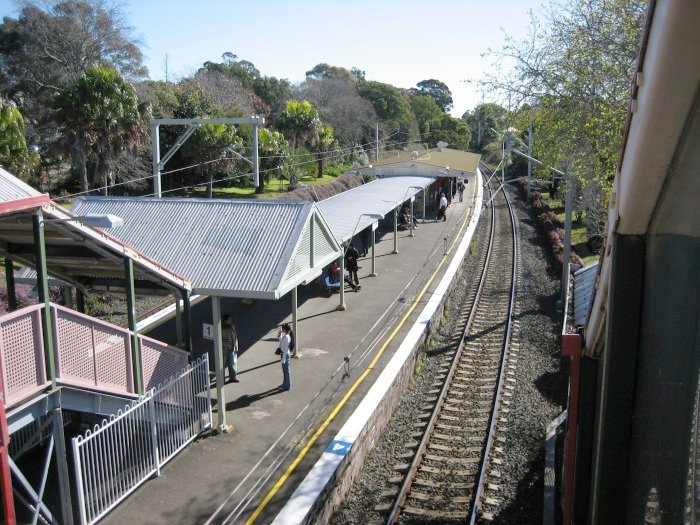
[192,70,269,118]
[415,79,453,113]
[357,80,418,143]
[53,65,149,194]
[169,84,242,197]
[312,124,338,179]
[276,100,320,149]
[297,77,378,146]
[0,0,145,100]
[426,114,471,151]
[481,0,646,237]
[0,99,38,181]
[305,63,355,83]
[462,103,508,152]
[409,95,443,136]
[253,75,292,123]
[256,127,288,193]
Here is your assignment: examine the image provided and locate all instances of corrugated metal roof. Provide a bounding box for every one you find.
[0,167,41,201]
[573,262,599,327]
[71,197,341,299]
[317,176,435,244]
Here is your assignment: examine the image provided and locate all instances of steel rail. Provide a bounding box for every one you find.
[386,172,498,524]
[468,163,519,523]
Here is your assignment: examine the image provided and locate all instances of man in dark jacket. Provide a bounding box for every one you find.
[345,243,360,285]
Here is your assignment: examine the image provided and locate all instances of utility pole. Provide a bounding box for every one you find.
[527,121,533,201]
[562,168,574,309]
[375,123,379,162]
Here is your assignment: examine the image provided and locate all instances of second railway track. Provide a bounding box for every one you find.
[382,167,519,523]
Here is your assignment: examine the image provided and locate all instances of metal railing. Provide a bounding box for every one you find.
[1,303,190,409]
[72,356,211,525]
[0,305,49,408]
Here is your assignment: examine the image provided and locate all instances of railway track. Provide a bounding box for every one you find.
[381,167,519,523]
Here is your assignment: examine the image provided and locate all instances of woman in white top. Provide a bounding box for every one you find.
[278,323,292,391]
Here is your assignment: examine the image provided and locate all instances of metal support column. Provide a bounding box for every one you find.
[125,258,143,394]
[4,258,16,312]
[422,188,426,223]
[409,199,415,237]
[292,287,299,358]
[76,290,85,313]
[392,208,398,254]
[370,227,377,277]
[50,409,73,524]
[337,254,346,311]
[175,295,183,348]
[32,211,56,387]
[180,289,192,355]
[63,287,74,309]
[211,296,231,432]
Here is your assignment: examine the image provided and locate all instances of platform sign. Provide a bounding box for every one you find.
[326,440,352,456]
[203,323,214,340]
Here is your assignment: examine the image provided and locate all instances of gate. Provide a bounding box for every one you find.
[72,356,211,525]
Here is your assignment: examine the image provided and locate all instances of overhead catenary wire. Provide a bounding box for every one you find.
[52,134,421,203]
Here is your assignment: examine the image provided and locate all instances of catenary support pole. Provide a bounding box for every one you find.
[562,170,574,309]
[527,121,533,202]
[253,122,260,188]
[151,123,161,198]
[375,123,379,161]
[422,188,426,223]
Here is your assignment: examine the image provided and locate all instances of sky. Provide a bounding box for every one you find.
[0,0,547,117]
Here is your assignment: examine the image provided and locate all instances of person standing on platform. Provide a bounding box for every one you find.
[345,242,360,285]
[278,323,292,390]
[458,180,465,202]
[438,192,448,221]
[222,314,239,383]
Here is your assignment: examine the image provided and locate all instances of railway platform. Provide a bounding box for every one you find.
[103,180,482,524]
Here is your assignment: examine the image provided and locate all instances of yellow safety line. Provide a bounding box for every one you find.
[246,205,473,524]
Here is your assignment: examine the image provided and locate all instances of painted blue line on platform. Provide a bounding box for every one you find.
[326,440,352,456]
[326,439,352,456]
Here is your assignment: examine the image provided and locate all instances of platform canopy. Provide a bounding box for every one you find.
[0,168,191,295]
[72,197,342,299]
[359,147,481,179]
[317,176,434,245]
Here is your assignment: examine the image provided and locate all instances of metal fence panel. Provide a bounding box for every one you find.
[0,304,48,408]
[72,356,211,525]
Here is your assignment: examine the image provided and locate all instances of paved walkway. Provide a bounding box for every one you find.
[104,184,480,525]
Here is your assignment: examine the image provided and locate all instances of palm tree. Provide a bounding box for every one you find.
[312,124,337,179]
[276,100,320,149]
[54,65,149,194]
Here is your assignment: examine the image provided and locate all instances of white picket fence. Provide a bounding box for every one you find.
[71,356,212,525]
